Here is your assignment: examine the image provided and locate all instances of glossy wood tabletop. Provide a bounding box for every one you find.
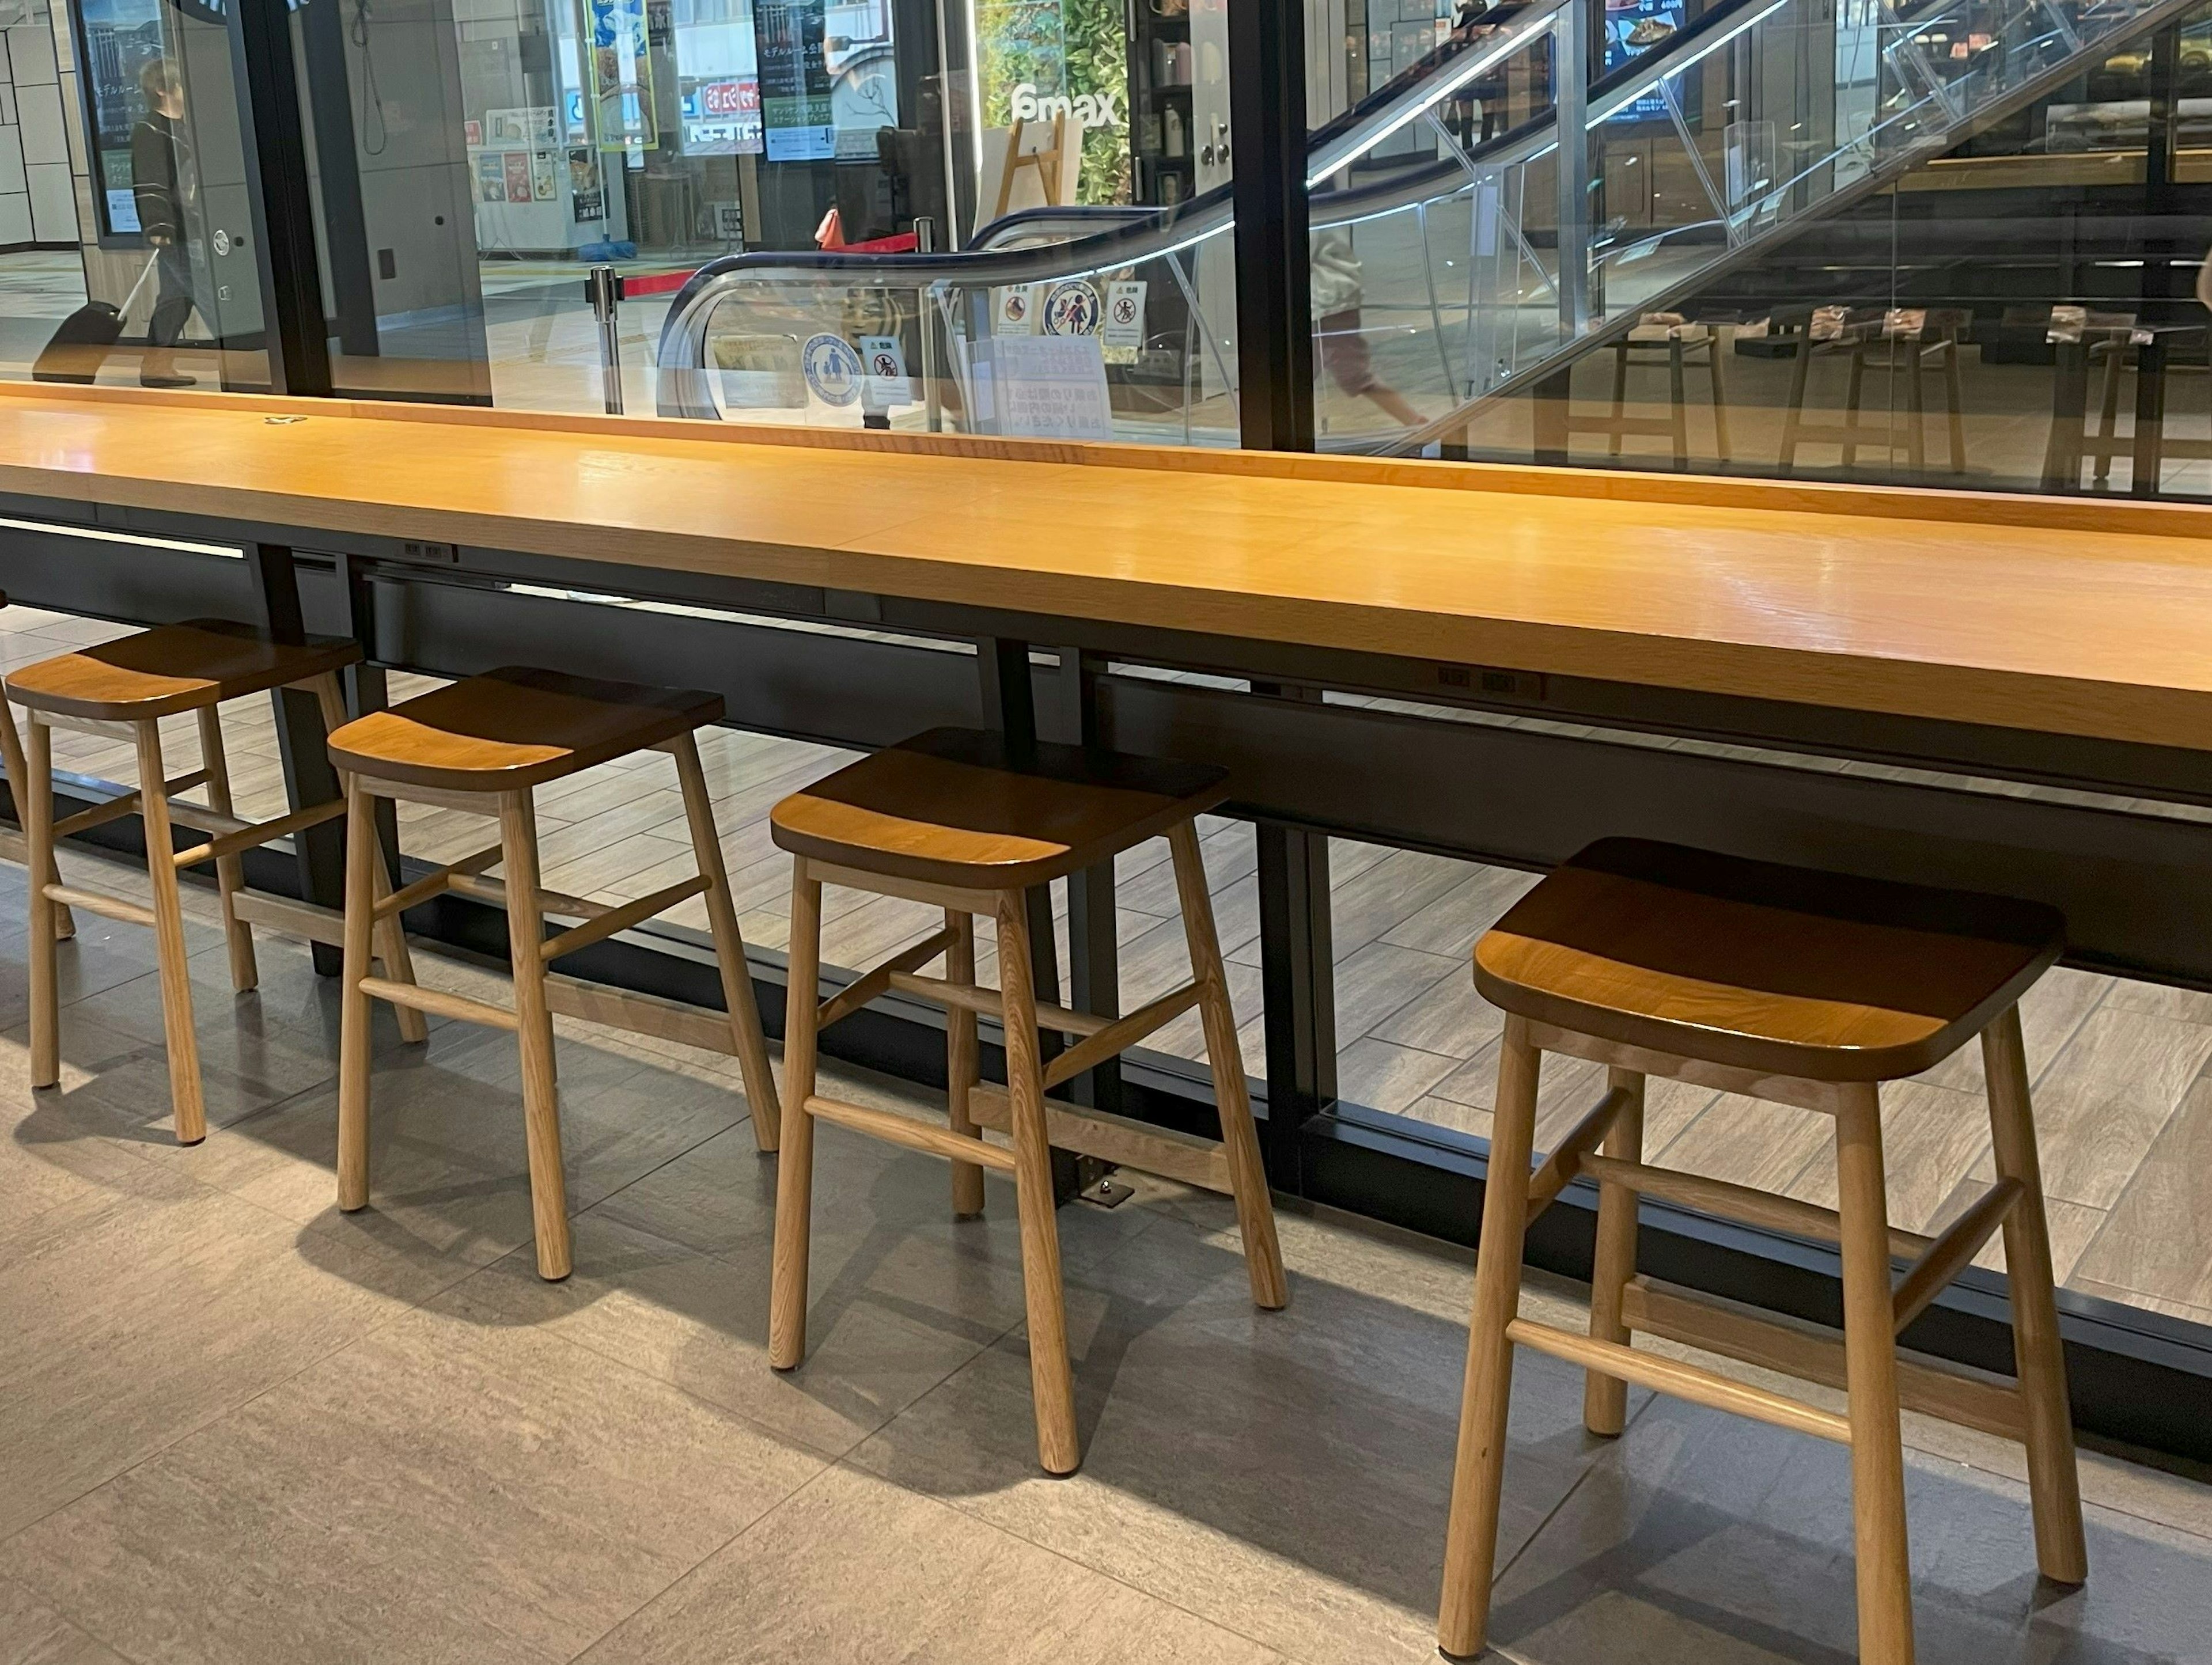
[6,383,2212,750]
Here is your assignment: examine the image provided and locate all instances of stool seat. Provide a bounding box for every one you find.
[327,666,724,792]
[5,620,361,719]
[770,726,1229,890]
[1474,838,2063,1082]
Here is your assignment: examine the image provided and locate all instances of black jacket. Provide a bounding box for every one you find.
[131,112,191,244]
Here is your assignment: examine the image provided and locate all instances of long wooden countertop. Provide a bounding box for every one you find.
[3,382,2212,753]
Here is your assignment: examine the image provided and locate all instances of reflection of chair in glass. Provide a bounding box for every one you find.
[2053,316,2212,492]
[1566,314,1731,468]
[1776,305,1968,476]
[1437,838,2086,1665]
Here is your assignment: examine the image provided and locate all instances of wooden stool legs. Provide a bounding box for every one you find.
[1983,1007,2089,1583]
[1438,1012,1540,1661]
[998,890,1082,1474]
[22,714,60,1093]
[770,865,824,1370]
[945,908,986,1220]
[336,782,378,1214]
[197,706,257,993]
[499,789,573,1281]
[671,730,781,1152]
[1582,1065,1645,1436]
[1170,821,1286,1309]
[1836,1085,1915,1665]
[0,693,72,943]
[1440,1002,2084,1663]
[134,721,207,1142]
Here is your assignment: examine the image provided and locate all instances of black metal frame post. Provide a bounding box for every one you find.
[245,543,346,969]
[229,0,333,396]
[1227,0,1314,453]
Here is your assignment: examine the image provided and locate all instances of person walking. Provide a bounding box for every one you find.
[131,60,201,389]
[1312,232,1426,428]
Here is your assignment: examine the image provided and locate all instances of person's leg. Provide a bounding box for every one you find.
[141,245,196,387]
[1320,309,1427,430]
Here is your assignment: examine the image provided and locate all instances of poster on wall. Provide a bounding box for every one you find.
[754,0,835,161]
[684,77,764,155]
[502,151,535,202]
[530,151,559,200]
[476,150,509,202]
[569,149,606,222]
[586,0,658,151]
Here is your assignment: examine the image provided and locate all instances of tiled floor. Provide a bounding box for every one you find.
[9,600,2212,1329]
[5,849,2212,1662]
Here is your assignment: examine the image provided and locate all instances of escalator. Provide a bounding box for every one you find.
[655,0,2196,452]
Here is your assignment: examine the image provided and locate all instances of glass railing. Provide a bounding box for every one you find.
[656,0,2194,451]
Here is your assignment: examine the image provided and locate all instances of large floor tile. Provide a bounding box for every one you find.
[847,1209,1628,1665]
[457,1204,1003,1461]
[7,1290,829,1665]
[0,1163,459,1540]
[0,1580,130,1665]
[1486,1393,2212,1663]
[177,1012,751,1275]
[578,1462,1287,1664]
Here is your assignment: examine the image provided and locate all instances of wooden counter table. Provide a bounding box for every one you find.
[2,382,2212,752]
[6,380,2212,1464]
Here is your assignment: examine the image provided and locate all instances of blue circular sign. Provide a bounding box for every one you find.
[801,332,863,406]
[1043,281,1102,336]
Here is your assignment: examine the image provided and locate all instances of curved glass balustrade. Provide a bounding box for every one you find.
[655,0,2192,451]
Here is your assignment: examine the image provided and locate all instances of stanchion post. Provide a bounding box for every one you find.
[586,265,625,415]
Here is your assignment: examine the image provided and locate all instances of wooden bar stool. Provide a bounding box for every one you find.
[4,618,425,1144]
[0,595,74,943]
[766,726,1286,1476]
[1438,839,2085,1665]
[324,666,782,1282]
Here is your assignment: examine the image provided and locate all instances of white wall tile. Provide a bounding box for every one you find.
[17,81,63,164]
[0,191,32,246]
[27,158,73,239]
[0,123,24,195]
[5,22,56,86]
[0,85,17,126]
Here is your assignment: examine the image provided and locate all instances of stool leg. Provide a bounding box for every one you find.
[312,676,425,1046]
[2094,351,2123,486]
[22,712,61,1088]
[499,789,571,1281]
[769,860,823,1370]
[195,704,257,993]
[1982,1006,2088,1584]
[670,729,780,1152]
[1843,343,1868,469]
[1669,337,1690,468]
[1169,820,1285,1310]
[945,908,986,1220]
[1607,345,1628,458]
[998,889,1081,1476]
[1583,1066,1646,1436]
[0,693,71,941]
[1708,336,1733,461]
[135,720,206,1145]
[336,779,378,1212]
[1835,1084,1915,1665]
[1906,341,1929,475]
[1944,337,1967,473]
[1438,1013,1540,1660]
[1779,340,1811,472]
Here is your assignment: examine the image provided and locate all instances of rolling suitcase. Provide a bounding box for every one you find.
[32,260,159,385]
